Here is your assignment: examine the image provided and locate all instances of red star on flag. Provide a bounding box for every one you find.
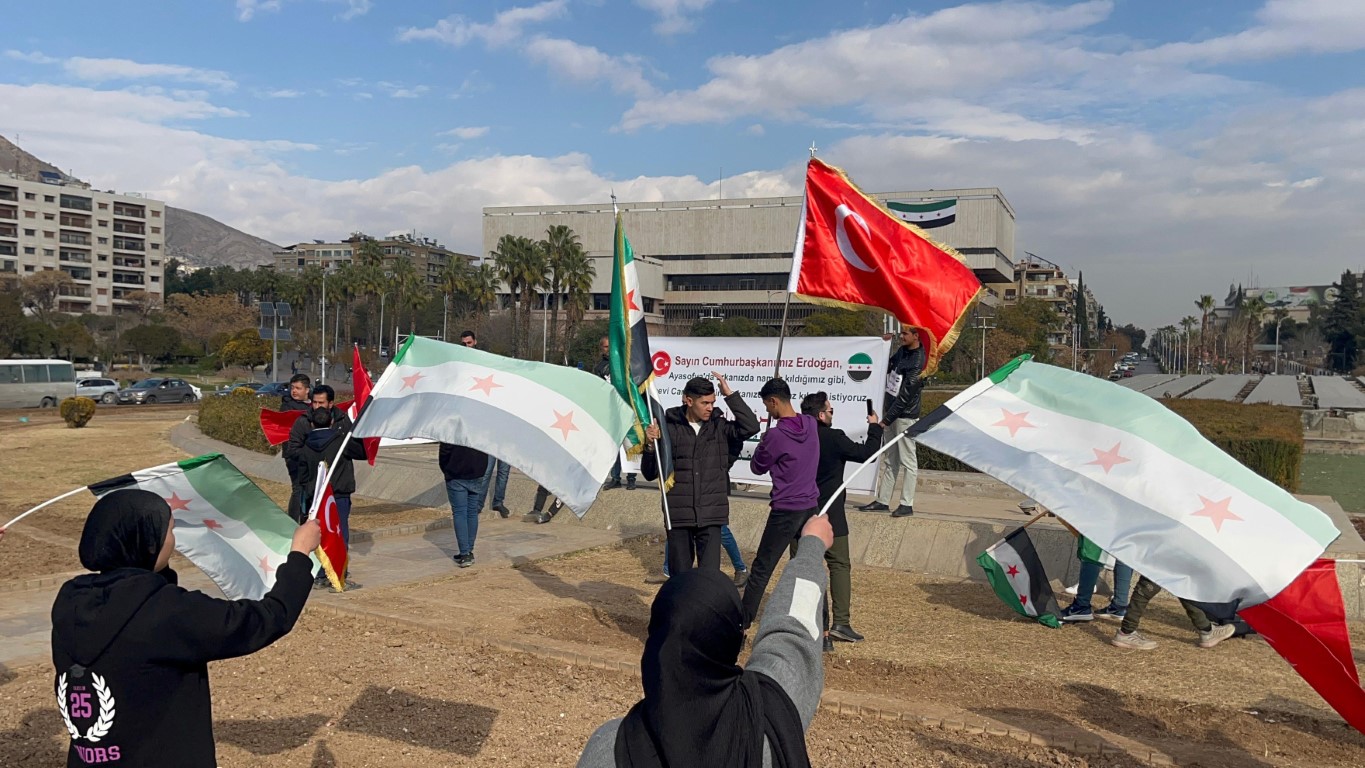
[1086,443,1132,474]
[165,493,192,512]
[550,410,579,441]
[626,289,640,312]
[1018,594,1029,606]
[992,408,1037,438]
[401,371,424,390]
[469,373,501,397]
[258,556,275,576]
[1190,495,1243,533]
[202,519,223,530]
[1006,565,1019,577]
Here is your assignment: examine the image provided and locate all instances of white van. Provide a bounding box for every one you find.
[0,359,77,408]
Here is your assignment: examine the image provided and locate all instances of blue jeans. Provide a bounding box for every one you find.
[446,477,484,557]
[665,525,745,576]
[335,494,352,547]
[476,459,510,511]
[1073,558,1133,610]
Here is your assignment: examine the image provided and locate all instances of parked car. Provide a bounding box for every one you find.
[116,378,199,405]
[75,377,120,404]
[254,382,291,399]
[1107,370,1123,381]
[1122,368,1135,377]
[216,382,261,396]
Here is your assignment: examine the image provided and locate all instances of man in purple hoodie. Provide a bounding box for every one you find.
[741,377,821,628]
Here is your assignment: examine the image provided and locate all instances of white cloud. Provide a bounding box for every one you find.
[261,88,304,98]
[235,0,282,21]
[63,57,236,90]
[397,1,568,48]
[746,124,764,136]
[4,50,59,64]
[1140,0,1365,65]
[635,0,714,35]
[442,126,490,140]
[333,0,371,20]
[375,81,430,99]
[524,37,655,97]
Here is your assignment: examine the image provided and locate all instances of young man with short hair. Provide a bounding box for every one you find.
[460,330,511,517]
[283,385,352,525]
[860,326,925,518]
[280,374,312,523]
[642,372,758,575]
[459,330,477,348]
[742,378,820,628]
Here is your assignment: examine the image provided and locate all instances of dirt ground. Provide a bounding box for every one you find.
[0,612,1145,768]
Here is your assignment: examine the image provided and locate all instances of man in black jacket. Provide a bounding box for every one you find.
[297,403,366,589]
[801,391,882,652]
[642,373,758,575]
[859,327,925,518]
[439,442,490,567]
[280,373,311,523]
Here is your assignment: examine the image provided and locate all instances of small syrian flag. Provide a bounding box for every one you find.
[976,527,1061,628]
[886,199,956,229]
[88,454,305,600]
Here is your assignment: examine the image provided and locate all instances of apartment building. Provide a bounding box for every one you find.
[483,187,1015,335]
[272,232,475,286]
[1001,254,1106,350]
[1,173,166,315]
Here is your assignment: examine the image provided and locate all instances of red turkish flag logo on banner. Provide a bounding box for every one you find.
[788,157,982,375]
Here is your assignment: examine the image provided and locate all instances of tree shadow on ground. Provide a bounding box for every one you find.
[512,558,653,643]
[1247,693,1365,749]
[0,708,64,766]
[338,685,497,756]
[214,714,330,755]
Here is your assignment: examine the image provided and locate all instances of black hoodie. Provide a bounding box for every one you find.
[51,500,313,768]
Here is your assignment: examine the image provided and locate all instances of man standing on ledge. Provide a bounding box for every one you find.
[642,372,758,576]
[860,326,925,518]
[742,378,820,629]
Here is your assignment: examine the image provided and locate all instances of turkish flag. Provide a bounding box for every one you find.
[260,408,305,446]
[1240,559,1365,733]
[350,346,379,465]
[789,158,982,375]
[308,462,348,592]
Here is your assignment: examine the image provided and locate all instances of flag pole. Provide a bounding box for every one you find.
[772,290,794,379]
[308,359,402,515]
[775,149,814,379]
[3,485,90,530]
[648,381,673,531]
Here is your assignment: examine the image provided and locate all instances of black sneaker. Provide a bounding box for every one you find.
[602,478,622,491]
[312,576,330,590]
[625,476,637,491]
[891,505,914,518]
[829,624,865,643]
[454,553,474,568]
[858,501,889,512]
[493,503,510,519]
[822,635,835,654]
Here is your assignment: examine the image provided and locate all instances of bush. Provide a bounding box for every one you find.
[59,397,97,429]
[198,388,276,454]
[912,390,1304,492]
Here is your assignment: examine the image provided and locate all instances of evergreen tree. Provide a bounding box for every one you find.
[1324,270,1362,372]
[1074,271,1088,348]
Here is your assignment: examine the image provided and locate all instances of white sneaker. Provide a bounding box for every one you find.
[1111,630,1158,650]
[1198,623,1236,649]
[1064,583,1079,596]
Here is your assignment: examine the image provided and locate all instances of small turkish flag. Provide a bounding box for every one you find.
[788,157,982,375]
[308,462,348,592]
[351,345,379,466]
[260,408,305,446]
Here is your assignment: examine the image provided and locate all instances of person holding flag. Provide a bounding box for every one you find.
[298,404,367,589]
[50,490,319,768]
[859,326,926,518]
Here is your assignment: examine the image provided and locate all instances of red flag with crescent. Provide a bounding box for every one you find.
[350,345,379,465]
[788,157,982,375]
[308,462,347,592]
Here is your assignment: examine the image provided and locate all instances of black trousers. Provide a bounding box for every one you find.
[285,459,307,524]
[666,525,721,575]
[741,507,816,627]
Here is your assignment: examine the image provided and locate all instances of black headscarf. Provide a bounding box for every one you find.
[77,489,172,573]
[615,568,811,768]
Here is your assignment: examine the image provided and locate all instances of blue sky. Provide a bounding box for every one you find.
[5,0,1365,328]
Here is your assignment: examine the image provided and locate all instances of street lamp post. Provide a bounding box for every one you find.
[320,269,327,386]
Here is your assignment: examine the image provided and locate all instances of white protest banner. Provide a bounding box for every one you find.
[649,336,890,494]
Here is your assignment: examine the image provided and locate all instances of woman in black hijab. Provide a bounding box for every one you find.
[578,515,833,768]
[50,489,320,768]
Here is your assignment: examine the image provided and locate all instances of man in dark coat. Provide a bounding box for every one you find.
[642,372,758,575]
[860,326,925,518]
[280,374,311,523]
[800,391,882,651]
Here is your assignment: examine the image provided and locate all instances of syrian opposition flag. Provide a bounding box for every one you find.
[788,158,982,375]
[307,462,348,592]
[976,527,1061,628]
[912,357,1365,732]
[87,454,305,600]
[609,211,674,488]
[886,199,956,229]
[349,345,379,465]
[351,335,635,516]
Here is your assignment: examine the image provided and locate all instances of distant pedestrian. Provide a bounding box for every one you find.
[742,378,819,629]
[440,442,490,567]
[460,330,512,517]
[279,374,312,523]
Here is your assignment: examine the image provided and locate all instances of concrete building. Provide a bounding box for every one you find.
[999,254,1108,353]
[483,187,1015,335]
[272,232,474,286]
[1,173,166,315]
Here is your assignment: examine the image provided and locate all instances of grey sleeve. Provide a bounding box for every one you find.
[577,719,622,768]
[745,534,828,728]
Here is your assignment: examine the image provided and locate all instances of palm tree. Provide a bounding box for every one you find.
[493,234,548,358]
[1241,297,1266,373]
[466,263,499,335]
[543,224,582,358]
[436,259,473,340]
[1180,315,1198,374]
[557,246,597,362]
[388,257,427,337]
[351,261,388,348]
[1196,294,1215,370]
